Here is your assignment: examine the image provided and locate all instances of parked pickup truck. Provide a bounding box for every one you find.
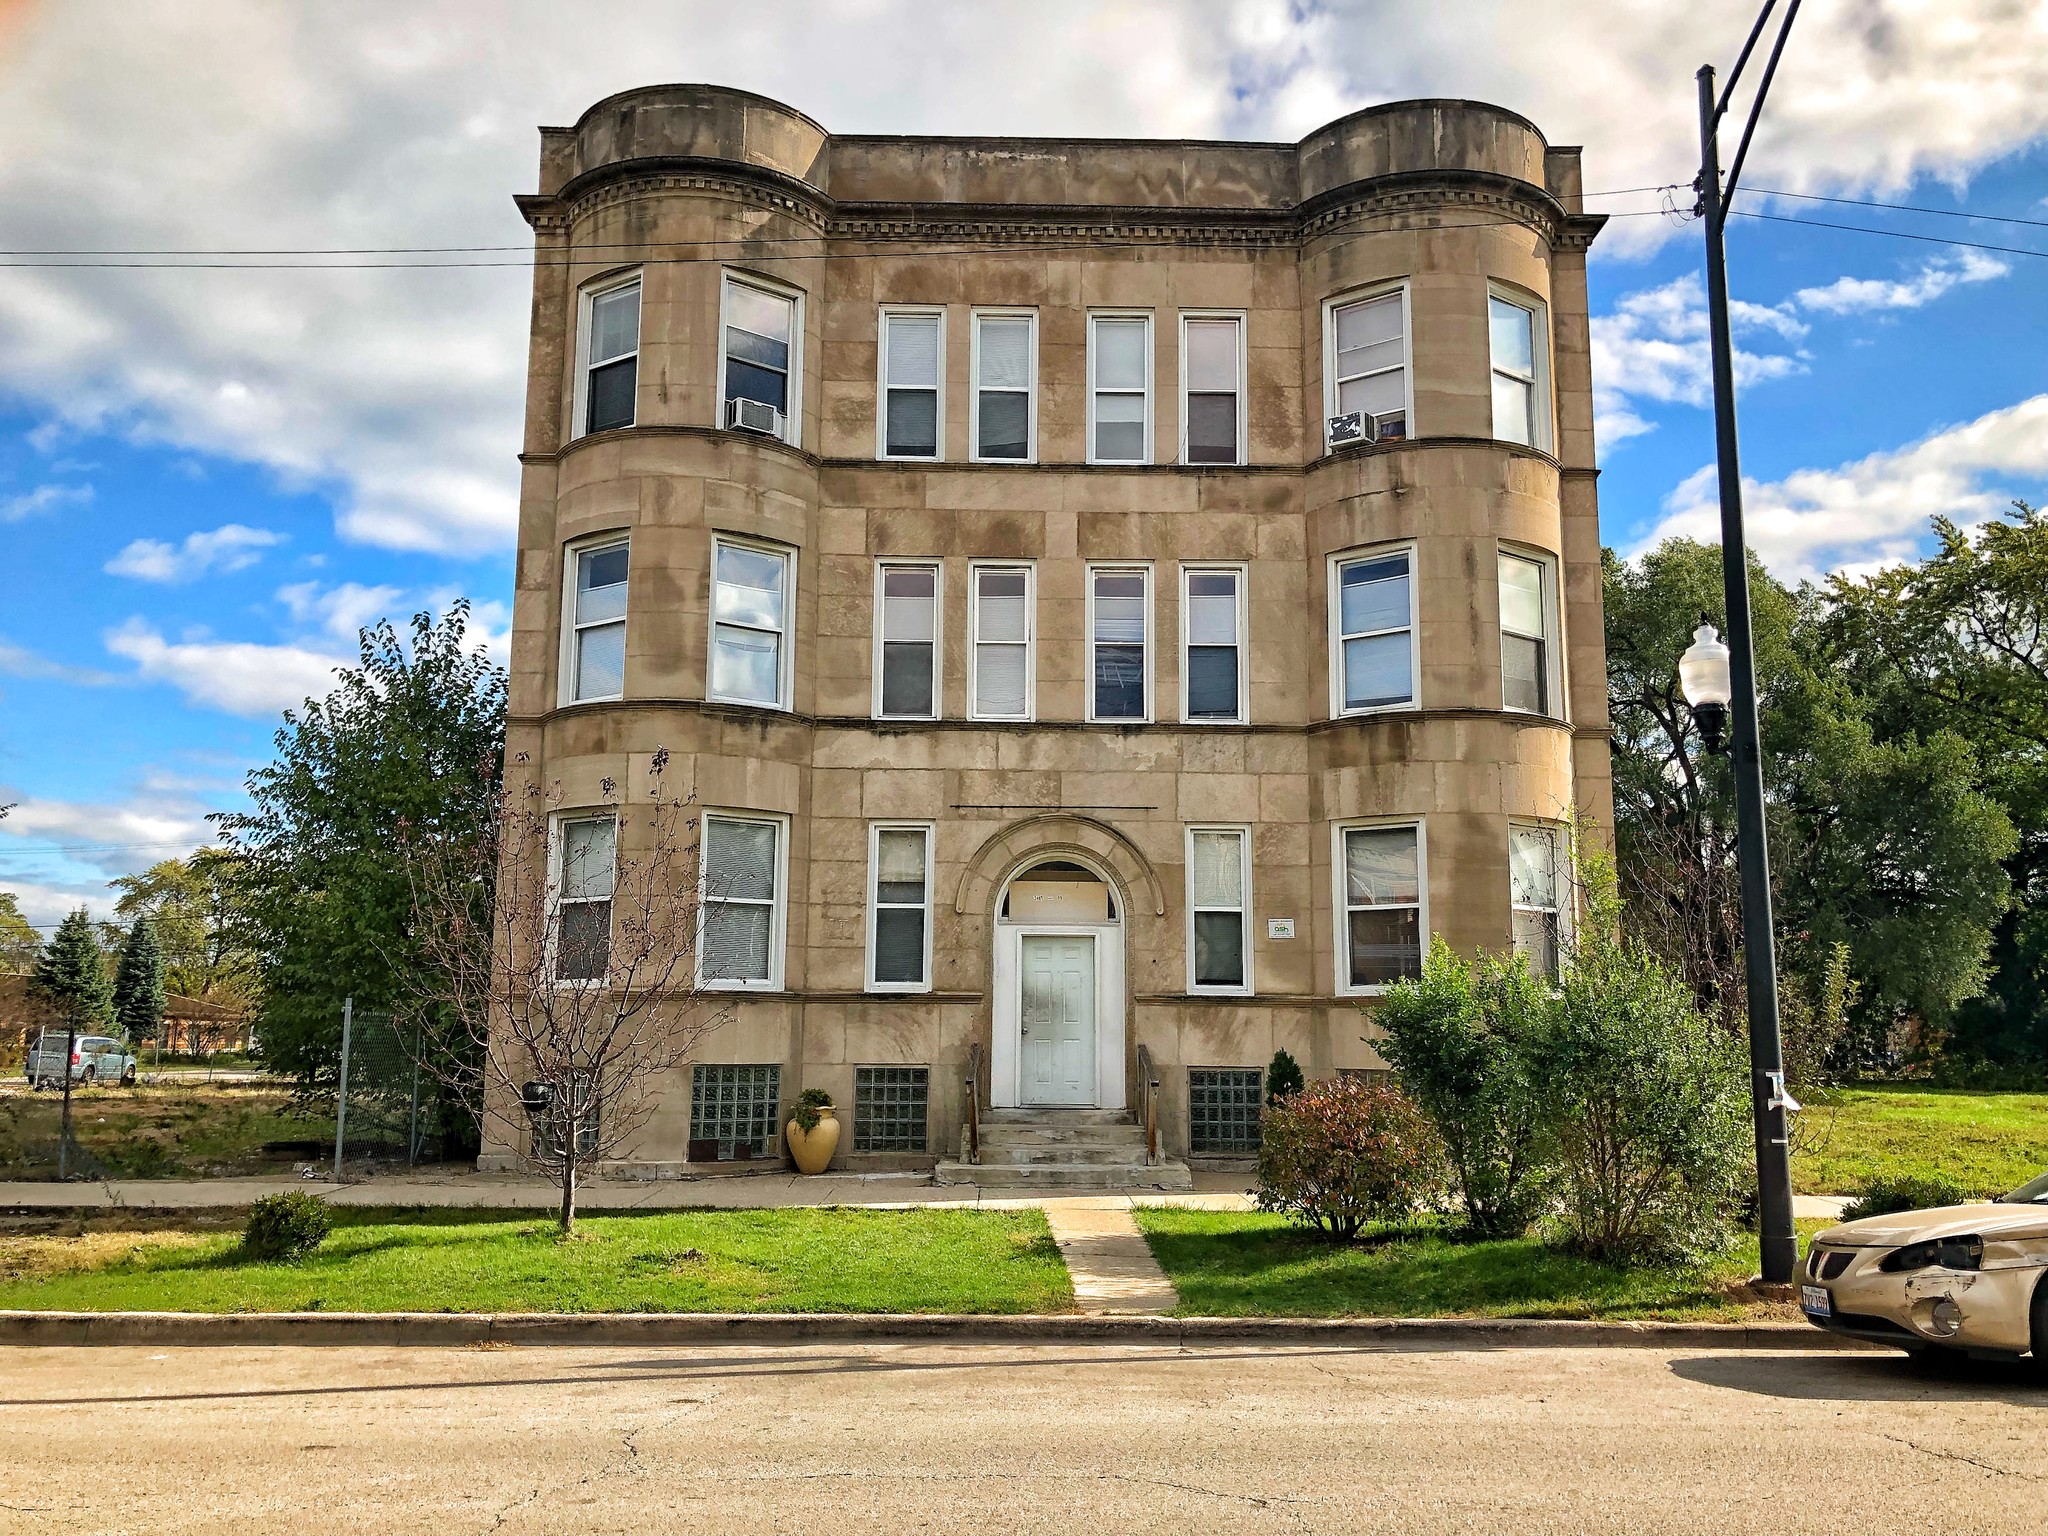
[25,1031,137,1088]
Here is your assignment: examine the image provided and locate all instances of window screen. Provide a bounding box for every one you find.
[702,814,779,985]
[853,1066,930,1152]
[571,541,628,701]
[585,280,640,434]
[689,1064,781,1160]
[870,826,930,988]
[1183,568,1242,721]
[877,563,938,718]
[1336,552,1414,711]
[1189,829,1248,989]
[710,540,788,707]
[972,567,1031,718]
[1183,317,1241,464]
[1090,567,1147,720]
[1188,1067,1263,1153]
[975,314,1032,460]
[1499,552,1549,715]
[1342,825,1422,988]
[1090,315,1149,463]
[883,312,940,458]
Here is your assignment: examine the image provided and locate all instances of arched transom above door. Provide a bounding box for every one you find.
[952,813,1167,919]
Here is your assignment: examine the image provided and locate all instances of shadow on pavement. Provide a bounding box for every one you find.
[1670,1349,2045,1404]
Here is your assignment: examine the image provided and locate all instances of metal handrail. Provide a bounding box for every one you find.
[1134,1043,1160,1166]
[964,1041,983,1165]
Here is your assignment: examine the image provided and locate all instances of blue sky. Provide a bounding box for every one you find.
[3,1,2046,931]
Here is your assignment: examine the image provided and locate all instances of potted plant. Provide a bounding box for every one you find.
[785,1087,840,1175]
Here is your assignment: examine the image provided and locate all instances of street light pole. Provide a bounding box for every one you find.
[1695,61,1797,1284]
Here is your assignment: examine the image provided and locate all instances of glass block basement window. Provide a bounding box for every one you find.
[688,1064,781,1160]
[853,1066,930,1153]
[1187,1067,1263,1153]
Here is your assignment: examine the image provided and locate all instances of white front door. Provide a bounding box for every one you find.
[1020,933,1097,1106]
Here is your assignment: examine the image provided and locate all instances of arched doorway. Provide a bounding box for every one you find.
[990,858,1126,1110]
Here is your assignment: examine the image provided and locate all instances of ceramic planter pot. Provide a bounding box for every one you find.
[786,1107,840,1174]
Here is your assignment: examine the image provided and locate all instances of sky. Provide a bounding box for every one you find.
[2,0,2046,932]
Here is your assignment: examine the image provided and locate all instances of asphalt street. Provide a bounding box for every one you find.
[0,1342,2040,1533]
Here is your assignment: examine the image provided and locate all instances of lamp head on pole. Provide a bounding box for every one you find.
[1679,617,1733,756]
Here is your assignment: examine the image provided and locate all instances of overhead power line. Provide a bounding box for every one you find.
[1741,186,2048,231]
[1729,209,2048,261]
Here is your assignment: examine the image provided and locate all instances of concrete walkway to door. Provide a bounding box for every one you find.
[1039,1200,1180,1314]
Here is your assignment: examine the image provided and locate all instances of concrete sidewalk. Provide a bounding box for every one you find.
[0,1169,1856,1219]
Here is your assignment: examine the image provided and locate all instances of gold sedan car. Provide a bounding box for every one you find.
[1802,1168,2048,1367]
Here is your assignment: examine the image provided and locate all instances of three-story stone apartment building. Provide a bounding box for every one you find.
[486,83,1612,1185]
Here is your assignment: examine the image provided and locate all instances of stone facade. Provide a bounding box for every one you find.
[490,84,1612,1173]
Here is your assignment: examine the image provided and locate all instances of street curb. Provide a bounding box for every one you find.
[0,1310,1875,1351]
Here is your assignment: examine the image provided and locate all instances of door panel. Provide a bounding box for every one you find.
[1020,934,1096,1106]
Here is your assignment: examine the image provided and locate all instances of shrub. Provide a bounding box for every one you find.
[1373,939,1556,1239]
[790,1087,835,1133]
[1255,1077,1445,1241]
[1264,1048,1305,1108]
[1547,932,1751,1263]
[1842,1173,1981,1221]
[243,1191,333,1263]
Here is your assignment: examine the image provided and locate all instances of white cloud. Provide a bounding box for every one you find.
[105,523,285,583]
[1793,251,2012,315]
[1636,393,2048,582]
[0,638,122,687]
[0,2,2040,557]
[276,579,405,642]
[1590,273,1806,448]
[103,619,346,718]
[1,482,92,522]
[0,878,120,931]
[0,793,214,872]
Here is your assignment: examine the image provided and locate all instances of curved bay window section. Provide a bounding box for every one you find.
[578,275,640,436]
[721,274,799,444]
[1330,548,1417,716]
[564,539,628,703]
[709,538,792,710]
[1325,287,1408,448]
[1337,822,1424,992]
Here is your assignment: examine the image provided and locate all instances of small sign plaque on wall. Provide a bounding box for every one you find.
[1267,918,1296,940]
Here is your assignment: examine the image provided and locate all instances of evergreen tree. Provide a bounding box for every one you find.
[1265,1048,1306,1107]
[113,917,167,1042]
[32,908,114,1029]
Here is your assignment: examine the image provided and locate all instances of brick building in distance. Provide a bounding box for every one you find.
[485,84,1612,1185]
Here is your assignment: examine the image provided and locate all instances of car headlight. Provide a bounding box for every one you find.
[1879,1235,1983,1273]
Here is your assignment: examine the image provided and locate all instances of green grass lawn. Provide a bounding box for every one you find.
[1134,1209,1832,1322]
[1793,1087,2048,1196]
[0,1206,1073,1315]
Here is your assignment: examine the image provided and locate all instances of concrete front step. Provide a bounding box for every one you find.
[933,1158,1195,1191]
[981,1107,1134,1127]
[977,1126,1149,1149]
[973,1144,1152,1167]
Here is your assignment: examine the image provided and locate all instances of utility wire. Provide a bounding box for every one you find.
[1742,186,2048,231]
[1729,208,2048,261]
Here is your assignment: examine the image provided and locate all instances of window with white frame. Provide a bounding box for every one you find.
[1088,313,1151,464]
[1188,827,1250,992]
[699,812,784,988]
[565,539,628,702]
[1338,823,1424,990]
[1181,314,1243,465]
[709,538,791,709]
[880,308,942,460]
[1327,288,1407,445]
[1498,549,1554,715]
[1510,822,1564,979]
[969,564,1033,720]
[972,311,1034,461]
[874,561,939,720]
[1181,565,1246,723]
[1489,291,1547,449]
[580,276,641,436]
[868,823,933,991]
[1331,549,1416,713]
[1088,565,1150,722]
[721,274,799,441]
[555,814,617,982]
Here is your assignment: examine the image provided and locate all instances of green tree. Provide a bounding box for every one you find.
[109,848,258,1005]
[32,908,114,1028]
[1605,539,2014,1059]
[112,917,167,1042]
[0,892,39,974]
[213,605,504,1148]
[1827,503,2048,1074]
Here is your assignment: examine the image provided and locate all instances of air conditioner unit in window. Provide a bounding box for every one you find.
[1327,411,1365,446]
[1371,411,1407,442]
[727,397,783,435]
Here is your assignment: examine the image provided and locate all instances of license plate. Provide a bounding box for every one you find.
[1800,1284,1832,1318]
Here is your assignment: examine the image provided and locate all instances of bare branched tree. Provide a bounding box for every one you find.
[393,747,729,1231]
